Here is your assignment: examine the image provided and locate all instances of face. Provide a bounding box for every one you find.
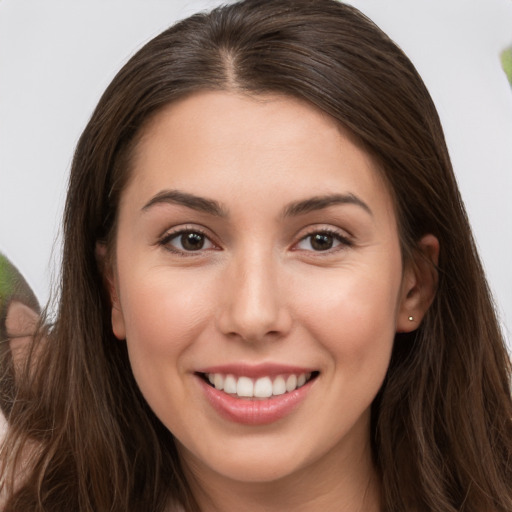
[109,91,418,488]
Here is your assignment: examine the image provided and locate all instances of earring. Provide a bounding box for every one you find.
[408,316,414,322]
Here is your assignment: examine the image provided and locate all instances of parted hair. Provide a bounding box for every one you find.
[1,0,511,510]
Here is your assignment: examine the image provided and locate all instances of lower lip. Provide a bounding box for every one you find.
[198,376,315,426]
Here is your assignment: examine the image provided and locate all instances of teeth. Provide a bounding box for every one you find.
[204,372,314,398]
[224,374,237,394]
[237,376,254,397]
[285,374,297,392]
[254,377,273,398]
[272,376,286,396]
[214,373,224,390]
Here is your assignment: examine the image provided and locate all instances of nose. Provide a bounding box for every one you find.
[216,250,292,343]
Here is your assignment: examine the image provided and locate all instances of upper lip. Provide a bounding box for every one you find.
[195,363,318,379]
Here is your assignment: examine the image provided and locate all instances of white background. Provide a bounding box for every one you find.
[1,0,511,346]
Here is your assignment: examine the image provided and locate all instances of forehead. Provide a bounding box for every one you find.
[122,90,394,220]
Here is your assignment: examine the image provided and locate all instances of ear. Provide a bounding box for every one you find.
[396,234,439,333]
[95,242,126,340]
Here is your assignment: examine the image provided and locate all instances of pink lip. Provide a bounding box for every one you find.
[196,369,317,426]
[196,363,316,379]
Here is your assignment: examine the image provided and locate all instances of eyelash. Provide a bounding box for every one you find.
[158,226,217,257]
[157,226,353,256]
[294,228,353,254]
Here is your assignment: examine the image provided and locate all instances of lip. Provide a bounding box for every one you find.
[195,364,318,426]
[196,363,317,379]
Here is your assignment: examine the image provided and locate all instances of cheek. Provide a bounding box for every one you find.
[116,269,220,430]
[294,264,401,374]
[118,268,215,380]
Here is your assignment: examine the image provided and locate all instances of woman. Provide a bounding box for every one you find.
[1,0,511,510]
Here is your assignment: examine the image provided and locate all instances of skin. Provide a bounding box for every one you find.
[1,300,42,506]
[5,300,39,372]
[106,91,438,512]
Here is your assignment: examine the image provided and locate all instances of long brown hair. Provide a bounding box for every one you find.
[2,0,511,510]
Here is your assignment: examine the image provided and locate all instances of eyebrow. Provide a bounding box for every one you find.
[282,193,372,217]
[142,190,372,218]
[142,190,227,217]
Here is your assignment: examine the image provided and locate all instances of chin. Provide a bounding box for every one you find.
[193,450,310,485]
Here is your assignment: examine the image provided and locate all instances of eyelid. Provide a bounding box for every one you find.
[157,224,220,255]
[292,225,353,252]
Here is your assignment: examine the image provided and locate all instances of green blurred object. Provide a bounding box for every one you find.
[0,254,41,418]
[0,253,40,313]
[501,45,512,86]
[0,254,18,306]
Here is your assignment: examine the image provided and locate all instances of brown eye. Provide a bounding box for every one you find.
[296,230,351,252]
[181,232,206,251]
[310,233,334,251]
[162,230,215,253]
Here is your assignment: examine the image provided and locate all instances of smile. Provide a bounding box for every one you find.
[196,368,320,425]
[202,372,318,399]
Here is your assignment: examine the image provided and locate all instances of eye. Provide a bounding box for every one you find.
[160,229,215,253]
[295,230,351,252]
